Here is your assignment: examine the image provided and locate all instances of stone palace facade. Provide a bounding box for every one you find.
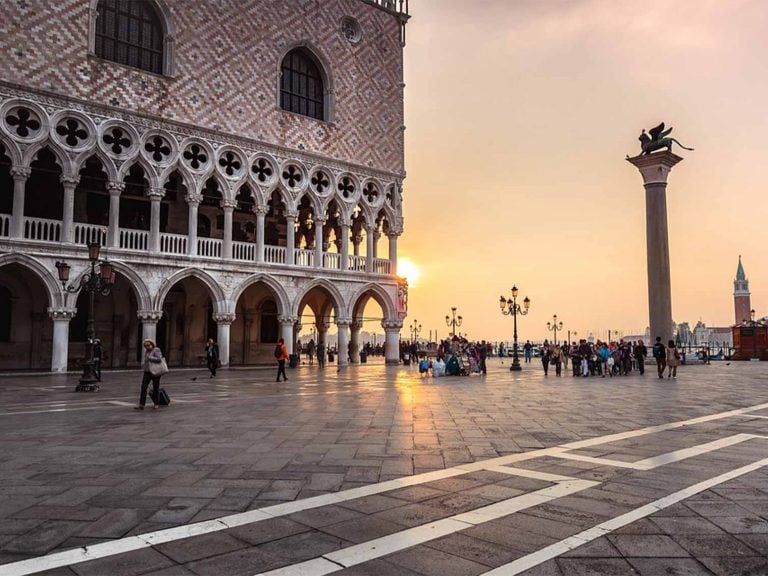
[0,0,409,371]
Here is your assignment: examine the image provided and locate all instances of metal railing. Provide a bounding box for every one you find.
[160,232,187,255]
[233,240,255,262]
[198,237,223,258]
[119,228,148,251]
[24,217,61,242]
[74,223,107,246]
[365,0,408,14]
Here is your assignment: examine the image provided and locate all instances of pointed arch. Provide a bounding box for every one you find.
[74,147,118,182]
[199,170,233,203]
[117,155,159,189]
[277,41,335,122]
[294,278,344,318]
[231,274,290,316]
[108,261,152,310]
[0,134,22,167]
[0,253,61,308]
[159,162,195,194]
[153,268,226,313]
[22,140,74,177]
[349,283,397,321]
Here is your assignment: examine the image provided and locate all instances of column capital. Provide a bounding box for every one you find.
[212,312,236,325]
[386,230,402,238]
[148,187,165,200]
[626,151,683,186]
[10,166,31,181]
[107,181,125,195]
[382,320,403,331]
[221,199,237,210]
[60,175,80,187]
[185,192,203,205]
[350,320,364,330]
[255,205,269,216]
[278,315,299,325]
[339,218,352,228]
[336,318,353,328]
[285,210,299,221]
[48,307,77,321]
[314,215,327,225]
[137,309,164,322]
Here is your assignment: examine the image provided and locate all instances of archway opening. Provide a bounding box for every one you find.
[198,177,224,240]
[26,147,64,223]
[297,285,339,360]
[74,155,109,244]
[120,163,150,231]
[161,170,189,236]
[352,290,389,362]
[231,280,281,365]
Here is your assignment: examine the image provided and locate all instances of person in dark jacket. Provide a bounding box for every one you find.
[634,340,647,375]
[205,338,220,378]
[135,339,163,410]
[652,337,666,378]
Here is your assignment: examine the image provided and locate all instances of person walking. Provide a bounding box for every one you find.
[317,340,326,369]
[205,338,220,378]
[541,340,551,376]
[307,339,316,366]
[652,337,666,379]
[634,340,647,375]
[275,337,288,382]
[551,344,563,376]
[478,340,488,375]
[93,338,103,382]
[666,340,680,378]
[523,340,533,363]
[135,339,164,410]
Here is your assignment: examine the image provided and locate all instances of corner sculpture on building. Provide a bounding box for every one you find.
[0,0,410,371]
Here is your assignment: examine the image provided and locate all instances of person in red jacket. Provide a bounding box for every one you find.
[275,337,289,382]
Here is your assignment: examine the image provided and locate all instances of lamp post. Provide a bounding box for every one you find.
[409,318,422,342]
[547,314,563,345]
[499,286,530,371]
[445,307,462,337]
[567,330,577,345]
[55,242,116,392]
[750,309,758,360]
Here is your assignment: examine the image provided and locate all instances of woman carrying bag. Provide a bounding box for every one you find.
[135,339,168,410]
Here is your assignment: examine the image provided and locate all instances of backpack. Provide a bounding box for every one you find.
[653,343,664,359]
[274,344,282,359]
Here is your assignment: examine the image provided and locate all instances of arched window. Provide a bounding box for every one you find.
[95,0,164,74]
[280,49,325,121]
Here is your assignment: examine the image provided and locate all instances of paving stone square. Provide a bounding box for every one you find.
[2,360,768,575]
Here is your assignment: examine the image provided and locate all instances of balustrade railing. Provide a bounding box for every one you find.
[349,254,367,271]
[295,248,314,267]
[323,252,340,270]
[198,237,223,258]
[160,232,187,255]
[24,217,61,242]
[265,245,286,264]
[365,0,408,14]
[233,241,255,262]
[374,258,391,274]
[0,214,10,238]
[74,223,107,246]
[119,228,148,251]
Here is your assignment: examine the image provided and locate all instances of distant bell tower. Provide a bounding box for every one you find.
[734,255,751,324]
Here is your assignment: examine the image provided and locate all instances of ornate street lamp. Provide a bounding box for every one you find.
[499,285,530,371]
[445,307,463,337]
[547,314,563,345]
[55,242,116,392]
[750,309,758,360]
[409,318,422,342]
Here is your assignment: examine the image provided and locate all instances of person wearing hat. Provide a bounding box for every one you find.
[136,339,164,410]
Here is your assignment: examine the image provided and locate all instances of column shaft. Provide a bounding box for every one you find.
[10,168,30,239]
[340,224,350,271]
[223,204,234,260]
[366,229,374,273]
[149,194,162,253]
[645,181,673,343]
[388,234,398,275]
[256,210,266,263]
[336,321,350,366]
[285,215,296,265]
[61,178,79,243]
[107,184,123,248]
[314,219,324,269]
[187,200,199,256]
[384,328,401,365]
[51,319,71,372]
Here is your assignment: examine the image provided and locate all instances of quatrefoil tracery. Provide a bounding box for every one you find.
[218,151,242,176]
[183,144,208,170]
[363,182,379,204]
[252,157,274,183]
[145,136,171,162]
[5,107,41,138]
[103,128,131,155]
[282,165,302,188]
[338,176,355,199]
[55,118,88,147]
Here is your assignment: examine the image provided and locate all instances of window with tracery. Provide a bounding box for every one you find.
[95,0,164,74]
[280,49,325,120]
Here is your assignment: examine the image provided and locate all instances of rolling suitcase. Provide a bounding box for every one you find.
[149,388,171,406]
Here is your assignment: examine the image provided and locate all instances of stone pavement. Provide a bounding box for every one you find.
[1,359,768,575]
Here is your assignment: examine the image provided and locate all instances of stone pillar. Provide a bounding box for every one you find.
[186,193,201,256]
[60,175,79,244]
[373,231,381,258]
[349,320,362,363]
[340,220,350,271]
[107,182,124,248]
[365,226,375,273]
[387,232,399,276]
[213,313,236,367]
[10,167,30,239]
[336,319,351,366]
[314,216,325,269]
[222,200,235,260]
[149,188,163,254]
[137,309,163,344]
[383,320,403,365]
[627,151,683,345]
[279,316,297,354]
[285,211,297,266]
[48,307,76,372]
[353,234,362,257]
[255,206,267,263]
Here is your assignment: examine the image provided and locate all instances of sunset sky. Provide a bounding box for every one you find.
[394,0,768,343]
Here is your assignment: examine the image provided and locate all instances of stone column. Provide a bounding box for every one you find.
[148,188,163,254]
[383,320,403,365]
[213,313,236,367]
[186,193,201,256]
[365,226,375,273]
[137,309,163,344]
[255,206,267,263]
[10,167,30,239]
[349,320,362,363]
[285,210,297,266]
[340,220,351,271]
[373,231,381,258]
[314,216,325,269]
[60,175,79,244]
[107,182,124,248]
[387,232,399,275]
[222,200,235,260]
[627,151,683,345]
[353,234,362,257]
[336,319,351,366]
[279,316,298,354]
[48,307,77,372]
